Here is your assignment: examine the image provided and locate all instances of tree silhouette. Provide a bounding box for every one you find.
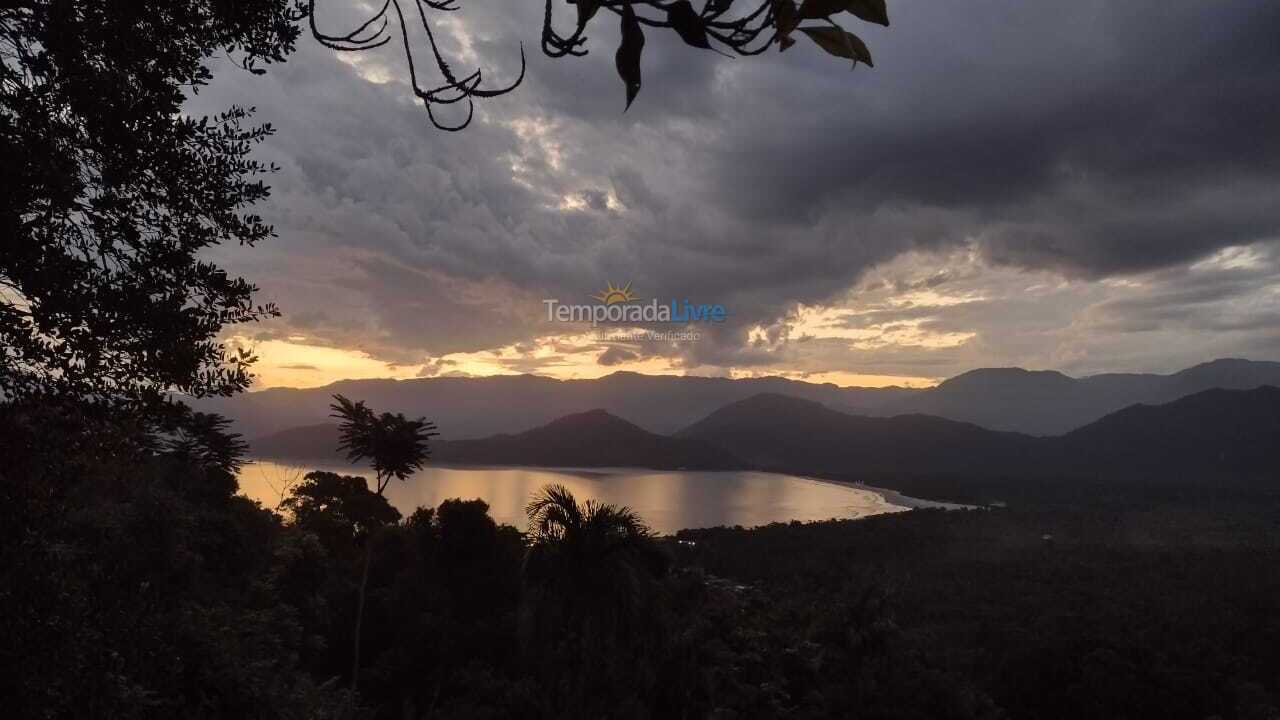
[1,2,307,407]
[281,470,403,554]
[521,484,670,712]
[310,0,891,126]
[328,393,436,701]
[330,394,438,495]
[524,482,669,605]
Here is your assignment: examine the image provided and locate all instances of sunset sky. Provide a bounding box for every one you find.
[187,1,1280,390]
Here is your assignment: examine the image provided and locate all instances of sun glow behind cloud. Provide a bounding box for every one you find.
[786,303,977,350]
[729,369,941,388]
[235,331,943,391]
[234,332,686,390]
[229,337,422,388]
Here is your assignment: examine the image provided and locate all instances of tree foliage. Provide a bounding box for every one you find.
[524,483,668,608]
[329,393,438,495]
[521,484,673,715]
[547,0,890,106]
[325,393,436,704]
[282,470,403,550]
[313,0,891,126]
[0,1,309,404]
[0,401,347,719]
[8,406,1280,720]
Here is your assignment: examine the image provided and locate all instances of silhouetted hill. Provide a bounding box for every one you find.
[251,387,1280,498]
[885,358,1280,435]
[199,359,1280,442]
[201,372,915,441]
[1056,385,1280,480]
[249,423,344,461]
[681,387,1280,489]
[435,409,743,469]
[250,409,744,470]
[1164,359,1280,395]
[678,393,1040,477]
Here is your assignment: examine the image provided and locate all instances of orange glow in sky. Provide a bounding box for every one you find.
[232,335,941,391]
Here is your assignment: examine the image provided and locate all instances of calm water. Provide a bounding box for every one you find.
[239,461,910,534]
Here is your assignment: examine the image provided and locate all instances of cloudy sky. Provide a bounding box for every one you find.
[187,0,1280,389]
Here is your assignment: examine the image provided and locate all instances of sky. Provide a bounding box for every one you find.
[186,0,1280,390]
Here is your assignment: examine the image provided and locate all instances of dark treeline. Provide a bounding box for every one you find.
[7,396,1280,718]
[0,398,976,718]
[678,506,1280,720]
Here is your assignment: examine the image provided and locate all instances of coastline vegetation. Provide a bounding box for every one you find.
[6,395,1279,718]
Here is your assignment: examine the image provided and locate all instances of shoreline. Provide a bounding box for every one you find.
[804,475,981,511]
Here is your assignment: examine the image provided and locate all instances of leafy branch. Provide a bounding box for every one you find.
[307,0,889,126]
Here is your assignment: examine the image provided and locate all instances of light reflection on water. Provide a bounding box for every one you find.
[239,461,909,534]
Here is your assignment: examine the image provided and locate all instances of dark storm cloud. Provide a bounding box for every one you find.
[188,1,1280,377]
[579,189,612,212]
[1080,245,1280,335]
[700,0,1280,277]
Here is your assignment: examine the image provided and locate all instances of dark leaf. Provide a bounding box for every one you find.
[798,0,890,25]
[668,0,712,49]
[798,0,849,19]
[846,0,890,26]
[576,0,601,28]
[616,3,645,109]
[773,0,799,50]
[799,25,873,67]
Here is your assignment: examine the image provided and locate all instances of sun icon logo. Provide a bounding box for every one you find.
[592,281,640,305]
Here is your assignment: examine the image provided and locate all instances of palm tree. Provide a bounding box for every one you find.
[329,394,436,703]
[522,485,669,711]
[524,484,667,607]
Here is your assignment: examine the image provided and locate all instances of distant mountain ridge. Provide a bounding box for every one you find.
[1055,385,1280,477]
[250,409,742,470]
[880,358,1280,435]
[680,386,1280,486]
[200,358,1280,440]
[197,371,914,441]
[250,385,1280,492]
[434,409,741,469]
[675,393,1039,477]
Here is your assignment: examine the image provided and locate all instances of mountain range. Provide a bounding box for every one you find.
[197,358,1280,440]
[249,384,1280,490]
[680,387,1280,483]
[887,358,1280,435]
[250,409,741,470]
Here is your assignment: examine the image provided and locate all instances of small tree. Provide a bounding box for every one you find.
[328,393,437,701]
[330,394,437,495]
[281,470,403,554]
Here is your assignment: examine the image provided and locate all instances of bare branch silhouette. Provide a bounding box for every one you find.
[307,0,526,130]
[307,0,888,127]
